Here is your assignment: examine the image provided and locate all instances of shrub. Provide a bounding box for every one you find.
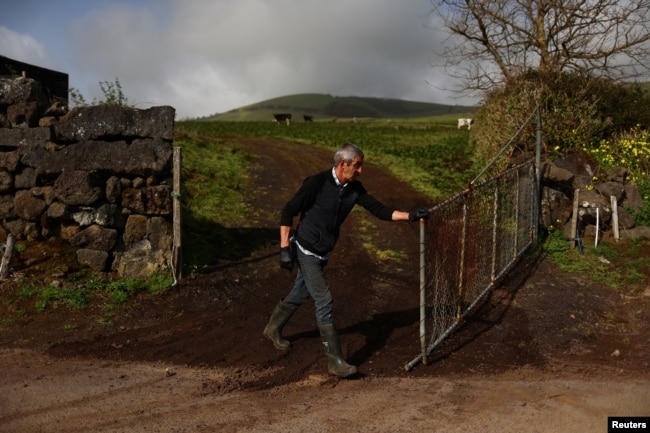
[590,126,650,226]
[591,126,650,184]
[69,77,129,108]
[470,72,650,171]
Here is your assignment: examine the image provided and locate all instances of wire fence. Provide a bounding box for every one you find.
[406,108,541,370]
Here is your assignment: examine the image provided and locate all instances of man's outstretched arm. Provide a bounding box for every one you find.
[392,209,429,222]
[280,225,292,248]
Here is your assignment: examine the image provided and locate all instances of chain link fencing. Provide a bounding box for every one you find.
[406,108,541,370]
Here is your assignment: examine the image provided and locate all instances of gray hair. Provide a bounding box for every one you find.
[333,142,364,166]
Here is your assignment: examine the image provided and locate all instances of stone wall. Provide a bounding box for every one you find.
[540,149,649,241]
[0,76,176,278]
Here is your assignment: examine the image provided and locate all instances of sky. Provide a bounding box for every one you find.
[0,0,477,119]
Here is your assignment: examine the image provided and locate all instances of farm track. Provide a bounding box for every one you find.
[1,136,649,432]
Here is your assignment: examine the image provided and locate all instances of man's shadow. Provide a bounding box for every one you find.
[283,308,419,368]
[285,248,544,372]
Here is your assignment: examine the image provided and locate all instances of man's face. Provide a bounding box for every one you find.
[338,155,364,183]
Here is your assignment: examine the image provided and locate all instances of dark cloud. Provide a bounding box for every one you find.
[1,0,477,118]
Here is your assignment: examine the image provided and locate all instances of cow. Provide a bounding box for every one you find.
[458,118,474,130]
[273,113,292,125]
[303,115,313,122]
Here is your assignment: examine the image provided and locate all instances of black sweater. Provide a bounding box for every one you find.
[280,170,394,256]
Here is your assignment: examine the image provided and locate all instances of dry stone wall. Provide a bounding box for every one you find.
[0,76,176,278]
[539,149,649,241]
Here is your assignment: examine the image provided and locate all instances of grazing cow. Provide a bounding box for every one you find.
[458,118,474,130]
[273,113,292,125]
[303,115,313,122]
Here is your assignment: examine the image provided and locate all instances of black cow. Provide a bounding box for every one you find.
[273,113,292,125]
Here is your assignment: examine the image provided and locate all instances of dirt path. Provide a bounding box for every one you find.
[1,137,649,432]
[2,348,648,433]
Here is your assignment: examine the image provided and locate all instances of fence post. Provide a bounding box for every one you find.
[534,106,542,241]
[405,215,429,371]
[172,147,182,283]
[595,207,600,247]
[514,169,521,257]
[570,189,580,249]
[0,233,16,280]
[491,184,499,282]
[610,196,620,241]
[457,198,468,321]
[419,216,427,365]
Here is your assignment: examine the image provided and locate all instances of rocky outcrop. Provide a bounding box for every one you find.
[540,149,647,241]
[0,76,176,278]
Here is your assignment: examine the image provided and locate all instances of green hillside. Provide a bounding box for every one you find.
[202,93,477,121]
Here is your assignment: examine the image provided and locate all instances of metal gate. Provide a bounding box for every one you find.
[406,108,542,370]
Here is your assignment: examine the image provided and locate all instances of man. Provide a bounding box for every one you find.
[263,142,429,378]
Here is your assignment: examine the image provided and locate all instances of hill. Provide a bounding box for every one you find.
[202,93,477,121]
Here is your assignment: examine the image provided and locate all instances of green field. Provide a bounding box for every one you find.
[175,117,478,270]
[177,117,477,200]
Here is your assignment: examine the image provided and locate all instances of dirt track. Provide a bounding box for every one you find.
[3,348,648,433]
[1,138,649,432]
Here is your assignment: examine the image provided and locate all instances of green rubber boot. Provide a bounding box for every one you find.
[263,301,296,350]
[319,324,358,378]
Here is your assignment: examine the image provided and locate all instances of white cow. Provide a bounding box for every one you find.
[458,118,474,130]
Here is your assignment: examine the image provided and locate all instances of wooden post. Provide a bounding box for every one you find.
[419,216,427,365]
[172,147,182,282]
[0,233,16,280]
[610,195,619,241]
[570,189,580,249]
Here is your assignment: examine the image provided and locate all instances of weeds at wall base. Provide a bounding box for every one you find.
[1,270,174,322]
[541,228,649,293]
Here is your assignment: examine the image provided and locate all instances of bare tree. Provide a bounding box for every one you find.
[431,0,650,94]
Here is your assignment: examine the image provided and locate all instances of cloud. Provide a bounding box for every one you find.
[0,25,48,66]
[3,0,475,118]
[169,0,444,103]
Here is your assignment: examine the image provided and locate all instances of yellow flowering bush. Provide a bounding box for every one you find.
[591,126,650,184]
[590,126,650,225]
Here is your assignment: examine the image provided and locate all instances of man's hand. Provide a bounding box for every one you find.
[280,247,294,271]
[409,208,429,222]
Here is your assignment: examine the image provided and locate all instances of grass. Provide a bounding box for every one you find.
[4,116,472,318]
[174,117,477,273]
[4,113,646,320]
[176,117,649,294]
[178,131,251,224]
[4,270,175,317]
[542,229,649,292]
[173,128,256,271]
[35,286,89,312]
[176,118,478,202]
[355,210,406,263]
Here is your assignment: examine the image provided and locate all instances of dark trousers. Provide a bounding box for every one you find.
[283,249,333,326]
